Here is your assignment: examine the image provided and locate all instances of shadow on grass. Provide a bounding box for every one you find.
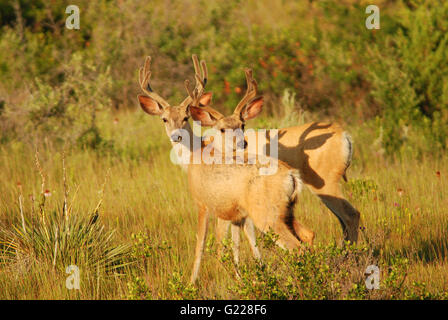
[397,233,448,264]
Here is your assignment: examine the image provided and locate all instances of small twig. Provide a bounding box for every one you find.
[62,150,69,222]
[34,149,46,195]
[34,149,47,228]
[18,184,26,234]
[30,194,35,217]
[53,228,59,267]
[93,168,111,215]
[12,0,24,41]
[68,184,80,215]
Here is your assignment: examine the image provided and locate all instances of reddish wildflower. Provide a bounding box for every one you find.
[436,171,440,178]
[113,118,119,124]
[397,188,404,197]
[393,202,399,207]
[223,80,231,94]
[307,63,314,75]
[17,181,22,188]
[235,87,242,94]
[44,189,51,197]
[259,58,268,69]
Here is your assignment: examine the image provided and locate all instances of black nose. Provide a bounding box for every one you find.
[236,139,247,151]
[171,134,182,142]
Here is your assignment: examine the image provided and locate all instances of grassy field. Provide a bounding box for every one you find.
[0,109,447,299]
[0,0,447,300]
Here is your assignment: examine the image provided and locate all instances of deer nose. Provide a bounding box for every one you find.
[170,134,182,142]
[236,139,247,150]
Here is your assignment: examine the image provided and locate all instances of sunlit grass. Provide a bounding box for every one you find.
[0,110,447,299]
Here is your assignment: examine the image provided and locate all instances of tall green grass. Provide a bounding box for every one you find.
[0,110,447,299]
[0,0,447,300]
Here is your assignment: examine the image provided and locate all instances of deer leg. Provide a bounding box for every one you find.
[272,221,302,251]
[190,207,209,283]
[242,217,261,260]
[315,183,360,243]
[231,223,240,266]
[292,220,315,245]
[249,211,302,252]
[215,218,230,258]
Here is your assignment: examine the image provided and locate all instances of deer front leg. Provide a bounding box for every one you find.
[216,218,230,259]
[243,218,261,260]
[231,223,240,265]
[292,220,315,245]
[190,207,209,283]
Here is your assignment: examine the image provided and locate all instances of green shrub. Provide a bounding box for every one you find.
[218,230,448,300]
[126,276,152,300]
[1,0,447,157]
[366,1,448,156]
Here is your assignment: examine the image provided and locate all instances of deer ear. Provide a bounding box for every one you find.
[138,95,164,115]
[242,97,263,120]
[190,106,218,126]
[199,92,213,106]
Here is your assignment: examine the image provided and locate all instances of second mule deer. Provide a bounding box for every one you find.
[191,68,361,244]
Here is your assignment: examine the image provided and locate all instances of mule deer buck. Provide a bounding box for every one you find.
[137,55,314,282]
[190,67,361,244]
[137,55,263,265]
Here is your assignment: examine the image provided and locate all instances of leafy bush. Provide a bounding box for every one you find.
[1,51,112,146]
[366,1,448,156]
[126,276,152,300]
[1,0,447,156]
[219,230,447,300]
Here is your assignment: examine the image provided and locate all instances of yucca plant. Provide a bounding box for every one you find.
[0,210,130,274]
[0,151,131,275]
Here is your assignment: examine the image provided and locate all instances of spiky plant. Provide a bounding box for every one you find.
[0,151,131,274]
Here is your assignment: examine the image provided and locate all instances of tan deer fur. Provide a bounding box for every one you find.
[137,55,315,283]
[191,69,360,244]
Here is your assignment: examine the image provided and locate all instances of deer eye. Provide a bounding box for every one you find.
[183,117,189,122]
[162,118,168,123]
[220,128,225,133]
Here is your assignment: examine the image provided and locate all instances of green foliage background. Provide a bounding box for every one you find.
[0,0,448,300]
[0,0,447,156]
